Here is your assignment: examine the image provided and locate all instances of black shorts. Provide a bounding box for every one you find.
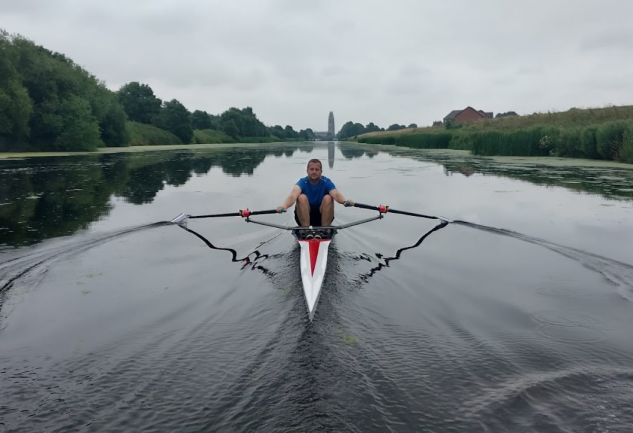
[295,207,323,226]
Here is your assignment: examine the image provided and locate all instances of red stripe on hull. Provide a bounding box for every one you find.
[309,240,320,276]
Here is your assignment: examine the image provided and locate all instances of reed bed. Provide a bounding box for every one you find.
[355,106,633,163]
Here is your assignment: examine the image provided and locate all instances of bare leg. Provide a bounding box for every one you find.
[296,194,310,226]
[320,195,334,226]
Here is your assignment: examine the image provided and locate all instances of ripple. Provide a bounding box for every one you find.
[532,310,613,329]
[536,324,606,344]
[536,285,613,301]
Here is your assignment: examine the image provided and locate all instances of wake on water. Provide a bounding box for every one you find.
[0,222,169,298]
[454,220,633,303]
[1,219,632,318]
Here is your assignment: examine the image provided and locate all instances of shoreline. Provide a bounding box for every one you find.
[0,142,291,160]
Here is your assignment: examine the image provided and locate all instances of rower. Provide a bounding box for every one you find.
[276,158,355,234]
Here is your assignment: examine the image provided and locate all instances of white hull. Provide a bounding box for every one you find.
[297,238,332,321]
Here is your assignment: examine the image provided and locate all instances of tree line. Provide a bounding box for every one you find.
[0,31,312,152]
[337,121,419,139]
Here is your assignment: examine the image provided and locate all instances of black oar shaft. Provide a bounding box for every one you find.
[353,202,438,220]
[190,209,278,219]
[190,212,239,219]
[387,209,437,220]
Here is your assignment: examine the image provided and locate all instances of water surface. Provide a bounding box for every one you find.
[1,142,632,432]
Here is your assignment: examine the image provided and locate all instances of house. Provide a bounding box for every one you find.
[443,107,493,124]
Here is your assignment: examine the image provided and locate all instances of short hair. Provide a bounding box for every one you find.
[307,159,322,169]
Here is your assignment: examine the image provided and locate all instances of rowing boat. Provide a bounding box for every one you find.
[170,204,451,321]
[293,228,336,320]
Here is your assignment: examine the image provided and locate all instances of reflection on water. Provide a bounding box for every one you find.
[1,143,631,249]
[381,148,633,201]
[1,142,633,433]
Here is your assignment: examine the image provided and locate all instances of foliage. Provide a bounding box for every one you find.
[580,126,599,159]
[338,121,366,139]
[284,125,299,139]
[495,111,519,118]
[155,99,193,143]
[127,121,182,146]
[387,124,406,131]
[356,106,633,164]
[620,125,633,163]
[0,31,130,151]
[365,122,383,133]
[0,32,33,149]
[218,107,269,139]
[407,123,418,128]
[192,128,234,144]
[117,82,162,124]
[191,110,212,129]
[53,95,103,151]
[596,121,628,160]
[299,128,316,140]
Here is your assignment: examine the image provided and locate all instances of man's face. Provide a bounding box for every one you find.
[307,162,322,182]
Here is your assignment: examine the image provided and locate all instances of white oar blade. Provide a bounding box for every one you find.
[298,238,332,321]
[171,213,190,224]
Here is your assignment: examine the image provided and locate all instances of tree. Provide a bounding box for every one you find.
[338,121,366,139]
[432,120,443,127]
[408,123,418,128]
[222,119,239,139]
[160,99,193,143]
[117,82,162,124]
[269,125,285,139]
[0,32,32,149]
[365,122,381,133]
[284,125,299,139]
[53,95,103,151]
[191,110,212,129]
[387,124,406,131]
[495,111,519,118]
[299,128,316,140]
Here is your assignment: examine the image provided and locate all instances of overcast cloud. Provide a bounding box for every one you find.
[2,0,632,131]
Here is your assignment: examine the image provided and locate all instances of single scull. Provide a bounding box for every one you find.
[170,204,452,321]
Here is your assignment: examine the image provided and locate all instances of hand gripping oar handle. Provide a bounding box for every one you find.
[353,202,453,223]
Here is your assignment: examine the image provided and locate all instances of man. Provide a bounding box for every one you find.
[277,158,354,227]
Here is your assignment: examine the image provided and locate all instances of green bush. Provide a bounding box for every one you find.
[580,126,599,159]
[127,121,182,146]
[557,128,582,157]
[618,123,633,163]
[596,121,628,160]
[448,132,474,150]
[192,129,234,144]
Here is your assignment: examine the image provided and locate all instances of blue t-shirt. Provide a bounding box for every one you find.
[296,176,336,207]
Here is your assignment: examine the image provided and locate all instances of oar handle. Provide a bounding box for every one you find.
[353,202,389,213]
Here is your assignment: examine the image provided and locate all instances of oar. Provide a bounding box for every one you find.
[352,202,453,223]
[170,209,282,224]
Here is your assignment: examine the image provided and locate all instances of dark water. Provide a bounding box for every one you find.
[1,143,633,432]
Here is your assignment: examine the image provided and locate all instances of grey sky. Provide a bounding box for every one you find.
[2,0,632,131]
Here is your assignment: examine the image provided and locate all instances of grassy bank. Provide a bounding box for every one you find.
[356,106,633,163]
[127,122,182,146]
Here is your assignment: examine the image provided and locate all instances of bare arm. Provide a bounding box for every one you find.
[329,189,354,206]
[277,185,302,212]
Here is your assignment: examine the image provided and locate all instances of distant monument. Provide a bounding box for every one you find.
[328,112,335,138]
[314,111,336,141]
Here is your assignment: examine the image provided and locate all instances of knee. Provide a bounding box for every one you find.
[297,194,309,205]
[322,195,333,205]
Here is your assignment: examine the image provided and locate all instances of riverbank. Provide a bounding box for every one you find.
[0,141,292,160]
[354,106,633,164]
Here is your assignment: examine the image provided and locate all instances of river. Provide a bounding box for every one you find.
[1,142,632,432]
